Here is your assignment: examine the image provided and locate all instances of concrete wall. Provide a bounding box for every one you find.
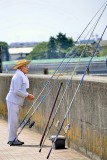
[0,73,107,160]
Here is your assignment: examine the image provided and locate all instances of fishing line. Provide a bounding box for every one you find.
[14,1,107,143]
[19,1,103,127]
[76,1,107,42]
[38,3,107,151]
[46,25,107,159]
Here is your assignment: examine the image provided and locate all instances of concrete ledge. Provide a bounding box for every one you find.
[0,73,107,160]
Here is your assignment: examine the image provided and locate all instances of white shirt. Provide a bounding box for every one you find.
[6,69,29,106]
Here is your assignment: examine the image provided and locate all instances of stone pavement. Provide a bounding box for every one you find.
[0,119,91,160]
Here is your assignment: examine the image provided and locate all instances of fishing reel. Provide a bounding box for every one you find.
[64,124,71,134]
[55,120,71,134]
[55,120,60,128]
[25,119,35,128]
[29,120,35,128]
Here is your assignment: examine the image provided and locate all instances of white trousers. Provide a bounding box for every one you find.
[6,101,21,141]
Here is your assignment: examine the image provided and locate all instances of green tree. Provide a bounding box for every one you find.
[0,46,2,72]
[47,33,74,58]
[56,32,74,58]
[27,33,74,60]
[68,44,95,57]
[48,36,58,58]
[27,42,48,60]
[57,32,73,49]
[0,42,9,61]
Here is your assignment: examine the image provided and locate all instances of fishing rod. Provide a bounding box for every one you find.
[18,57,66,128]
[18,49,77,129]
[75,1,107,43]
[18,48,79,129]
[46,25,107,159]
[39,78,72,152]
[10,1,107,146]
[39,82,63,147]
[10,53,77,145]
[10,1,107,147]
[22,0,106,137]
[18,49,81,129]
[18,2,105,128]
[39,3,107,151]
[12,36,92,146]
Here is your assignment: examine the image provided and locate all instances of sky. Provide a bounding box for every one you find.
[0,0,107,45]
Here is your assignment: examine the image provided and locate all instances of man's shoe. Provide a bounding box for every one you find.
[9,140,24,146]
[17,139,24,145]
[7,141,12,144]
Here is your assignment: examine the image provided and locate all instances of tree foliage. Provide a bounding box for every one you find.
[0,41,8,47]
[57,32,73,50]
[68,44,97,57]
[27,42,48,60]
[48,36,58,58]
[27,32,74,59]
[48,32,74,58]
[0,41,9,61]
[27,32,103,60]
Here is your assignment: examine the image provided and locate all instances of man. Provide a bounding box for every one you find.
[6,59,35,146]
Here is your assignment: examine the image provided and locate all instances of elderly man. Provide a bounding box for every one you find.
[6,59,35,146]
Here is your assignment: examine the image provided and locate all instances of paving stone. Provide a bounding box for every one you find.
[0,119,91,160]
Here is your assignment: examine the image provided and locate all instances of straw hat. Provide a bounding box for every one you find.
[13,59,31,69]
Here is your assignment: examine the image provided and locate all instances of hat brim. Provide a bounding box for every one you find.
[13,61,31,69]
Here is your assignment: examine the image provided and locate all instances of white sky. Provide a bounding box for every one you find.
[0,0,107,44]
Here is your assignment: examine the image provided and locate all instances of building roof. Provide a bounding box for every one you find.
[9,47,33,55]
[79,39,95,44]
[9,42,38,47]
[100,40,107,47]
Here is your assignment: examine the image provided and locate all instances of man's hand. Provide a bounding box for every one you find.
[27,94,35,101]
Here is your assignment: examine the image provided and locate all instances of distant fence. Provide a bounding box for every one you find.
[2,57,107,75]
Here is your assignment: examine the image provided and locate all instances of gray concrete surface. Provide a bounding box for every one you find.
[0,74,107,160]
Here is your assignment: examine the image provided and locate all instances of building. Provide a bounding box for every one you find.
[100,40,107,49]
[9,47,33,60]
[8,42,39,60]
